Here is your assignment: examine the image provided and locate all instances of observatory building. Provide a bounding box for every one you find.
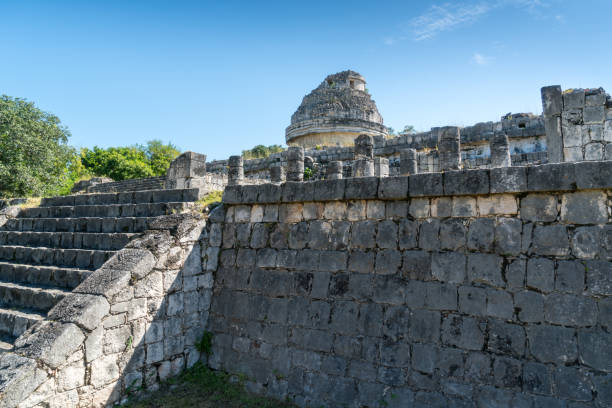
[285,70,388,148]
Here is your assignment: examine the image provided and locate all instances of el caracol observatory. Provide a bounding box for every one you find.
[285,70,388,148]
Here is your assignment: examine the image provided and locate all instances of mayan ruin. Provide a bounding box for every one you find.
[1,2,611,407]
[0,72,610,407]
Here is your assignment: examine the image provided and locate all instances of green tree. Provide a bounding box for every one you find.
[242,144,285,159]
[81,140,180,181]
[143,140,180,176]
[401,125,417,135]
[0,95,74,198]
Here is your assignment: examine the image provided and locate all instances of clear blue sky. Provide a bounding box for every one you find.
[1,0,610,160]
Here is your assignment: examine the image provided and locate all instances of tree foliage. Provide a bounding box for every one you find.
[81,140,180,181]
[241,144,285,159]
[0,95,75,198]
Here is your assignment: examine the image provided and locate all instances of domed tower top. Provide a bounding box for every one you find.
[285,70,387,148]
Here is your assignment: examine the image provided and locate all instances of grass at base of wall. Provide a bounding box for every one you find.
[122,362,296,408]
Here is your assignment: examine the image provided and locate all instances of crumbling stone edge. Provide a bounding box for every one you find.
[223,161,612,204]
[0,212,210,408]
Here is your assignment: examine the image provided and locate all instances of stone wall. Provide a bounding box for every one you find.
[87,177,167,194]
[0,213,212,407]
[204,161,612,407]
[206,113,546,181]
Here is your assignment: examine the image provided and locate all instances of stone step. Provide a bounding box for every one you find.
[0,307,44,339]
[19,202,192,219]
[0,232,135,251]
[39,188,200,207]
[0,281,69,312]
[0,246,115,270]
[0,262,91,289]
[1,217,154,233]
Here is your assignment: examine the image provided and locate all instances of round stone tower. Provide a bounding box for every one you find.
[285,70,387,148]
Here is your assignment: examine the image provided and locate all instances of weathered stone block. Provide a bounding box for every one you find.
[408,172,443,197]
[408,309,440,343]
[532,225,569,256]
[451,197,477,217]
[378,176,408,199]
[430,197,452,217]
[572,226,601,259]
[545,293,597,327]
[575,161,612,189]
[527,324,577,364]
[578,328,612,372]
[486,288,513,319]
[495,218,522,256]
[585,260,612,296]
[431,252,466,283]
[560,191,607,224]
[439,219,467,251]
[345,177,379,199]
[458,285,486,316]
[443,169,489,196]
[441,315,484,350]
[375,249,402,275]
[520,194,557,222]
[527,163,576,192]
[526,257,555,293]
[584,105,605,124]
[409,198,430,218]
[490,166,527,193]
[467,218,494,252]
[467,253,504,287]
[313,179,345,201]
[418,219,439,250]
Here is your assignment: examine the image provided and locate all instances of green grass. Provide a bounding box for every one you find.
[122,363,296,408]
[196,190,223,212]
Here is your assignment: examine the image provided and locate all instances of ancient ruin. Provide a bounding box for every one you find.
[285,71,388,148]
[0,80,611,407]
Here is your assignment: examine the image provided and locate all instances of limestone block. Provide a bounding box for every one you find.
[490,166,527,193]
[563,89,585,109]
[560,191,607,224]
[90,354,120,388]
[562,123,584,147]
[515,290,544,323]
[430,197,451,218]
[441,315,484,350]
[344,177,380,200]
[378,176,408,200]
[584,142,604,160]
[520,194,557,222]
[495,218,522,256]
[564,146,583,162]
[487,320,526,357]
[409,172,443,197]
[451,197,477,217]
[48,293,110,331]
[544,293,597,327]
[313,179,345,201]
[409,198,430,218]
[346,200,366,221]
[467,253,504,287]
[578,328,612,372]
[527,324,577,364]
[526,257,555,293]
[467,218,494,252]
[477,194,517,215]
[587,123,604,141]
[14,321,85,369]
[541,85,562,116]
[323,202,346,220]
[555,260,585,293]
[584,105,605,124]
[279,203,303,223]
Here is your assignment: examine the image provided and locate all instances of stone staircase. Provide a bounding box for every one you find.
[0,188,200,351]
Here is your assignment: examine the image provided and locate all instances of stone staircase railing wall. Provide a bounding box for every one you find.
[0,186,214,407]
[0,210,211,407]
[86,177,167,194]
[205,161,612,407]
